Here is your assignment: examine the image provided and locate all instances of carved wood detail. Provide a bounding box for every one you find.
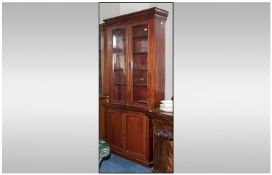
[154,128,173,140]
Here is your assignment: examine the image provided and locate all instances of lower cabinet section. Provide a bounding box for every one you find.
[106,107,152,167]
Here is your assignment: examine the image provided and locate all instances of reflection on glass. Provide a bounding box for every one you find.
[113,35,117,48]
[132,25,148,104]
[112,28,126,102]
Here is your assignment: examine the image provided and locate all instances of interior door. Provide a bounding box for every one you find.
[124,112,147,160]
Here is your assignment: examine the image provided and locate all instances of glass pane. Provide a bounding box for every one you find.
[132,25,148,104]
[112,28,126,102]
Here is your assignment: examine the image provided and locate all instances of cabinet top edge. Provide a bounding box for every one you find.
[103,7,168,26]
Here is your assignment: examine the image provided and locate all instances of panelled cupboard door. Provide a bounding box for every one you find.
[107,110,123,152]
[124,112,147,160]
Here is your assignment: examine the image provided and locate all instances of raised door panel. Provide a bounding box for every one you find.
[107,110,123,152]
[124,112,147,160]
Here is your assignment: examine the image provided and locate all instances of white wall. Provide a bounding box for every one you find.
[3,3,98,172]
[99,3,120,24]
[120,3,151,15]
[174,3,270,173]
[100,3,173,99]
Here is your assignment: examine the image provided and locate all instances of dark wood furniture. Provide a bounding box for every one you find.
[99,24,109,140]
[99,96,109,139]
[99,23,109,98]
[147,108,173,173]
[102,7,168,167]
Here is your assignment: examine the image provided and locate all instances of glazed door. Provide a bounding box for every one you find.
[110,27,128,105]
[107,109,124,152]
[128,24,150,108]
[124,112,147,160]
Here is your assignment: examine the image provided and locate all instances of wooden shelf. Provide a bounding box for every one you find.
[133,84,147,87]
[112,48,124,53]
[135,100,148,104]
[133,68,147,71]
[133,35,148,40]
[114,68,124,71]
[133,52,148,55]
[114,82,126,86]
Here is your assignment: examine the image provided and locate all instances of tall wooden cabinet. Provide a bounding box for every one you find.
[103,7,168,166]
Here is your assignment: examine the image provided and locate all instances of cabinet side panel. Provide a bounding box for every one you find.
[102,26,109,96]
[153,17,166,107]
